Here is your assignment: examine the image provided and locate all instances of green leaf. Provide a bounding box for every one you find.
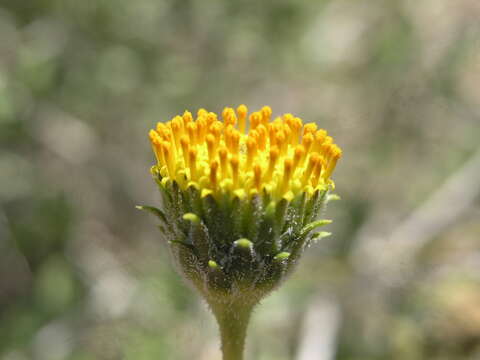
[311,231,332,242]
[136,205,168,225]
[300,219,332,238]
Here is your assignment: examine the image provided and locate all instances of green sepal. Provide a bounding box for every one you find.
[302,189,319,226]
[165,180,188,234]
[206,260,230,294]
[201,193,229,247]
[257,251,290,291]
[187,185,203,218]
[245,195,263,242]
[302,189,327,226]
[230,239,256,282]
[183,212,211,264]
[231,195,244,239]
[255,202,277,256]
[169,240,203,288]
[274,198,289,237]
[285,192,307,235]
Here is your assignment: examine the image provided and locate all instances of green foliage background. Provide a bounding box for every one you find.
[1,0,479,359]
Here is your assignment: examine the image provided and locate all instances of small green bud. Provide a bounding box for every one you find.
[274,252,291,261]
[183,212,200,223]
[234,238,253,249]
[208,260,219,269]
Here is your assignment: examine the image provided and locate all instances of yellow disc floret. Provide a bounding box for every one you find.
[149,105,342,200]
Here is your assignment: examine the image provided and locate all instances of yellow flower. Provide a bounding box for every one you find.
[141,104,343,360]
[148,105,342,201]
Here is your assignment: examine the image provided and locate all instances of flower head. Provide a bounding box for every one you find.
[148,105,341,202]
[141,105,341,305]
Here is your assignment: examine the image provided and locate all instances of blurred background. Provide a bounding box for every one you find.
[1,0,480,359]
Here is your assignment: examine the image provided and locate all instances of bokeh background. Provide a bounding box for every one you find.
[1,1,480,359]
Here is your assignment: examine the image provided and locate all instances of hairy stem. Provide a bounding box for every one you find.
[210,299,255,360]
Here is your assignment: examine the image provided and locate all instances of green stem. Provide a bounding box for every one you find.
[210,300,255,360]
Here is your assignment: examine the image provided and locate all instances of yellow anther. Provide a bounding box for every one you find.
[206,134,217,162]
[253,163,262,191]
[172,115,184,132]
[291,117,303,145]
[256,125,267,150]
[301,153,320,185]
[276,131,287,156]
[222,107,230,120]
[313,129,327,152]
[282,113,294,123]
[301,132,314,154]
[323,144,342,180]
[188,148,198,180]
[161,141,175,177]
[303,123,317,135]
[268,124,277,148]
[230,155,240,188]
[210,160,219,189]
[293,117,303,128]
[224,125,233,151]
[171,118,183,147]
[315,129,327,143]
[249,112,261,129]
[273,122,283,133]
[246,137,257,171]
[311,157,325,187]
[187,122,197,146]
[222,107,237,127]
[218,146,228,179]
[197,108,208,118]
[197,116,207,143]
[182,111,193,127]
[293,145,305,169]
[265,146,279,182]
[323,136,333,146]
[320,139,333,158]
[210,121,223,140]
[230,129,240,155]
[280,158,293,196]
[205,112,216,125]
[283,123,293,145]
[261,106,272,124]
[149,129,162,163]
[149,129,161,144]
[237,104,248,133]
[156,122,167,136]
[180,135,190,165]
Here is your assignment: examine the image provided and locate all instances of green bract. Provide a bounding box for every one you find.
[139,166,336,360]
[140,166,333,304]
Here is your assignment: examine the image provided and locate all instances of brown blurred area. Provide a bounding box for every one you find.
[0,1,479,359]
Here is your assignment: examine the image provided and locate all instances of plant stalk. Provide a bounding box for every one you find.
[210,299,255,360]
